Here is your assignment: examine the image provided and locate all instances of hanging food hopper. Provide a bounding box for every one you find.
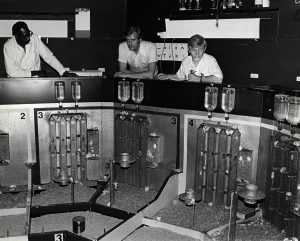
[179,188,201,206]
[54,81,65,108]
[273,94,289,131]
[131,80,144,112]
[118,79,130,118]
[286,96,300,135]
[115,152,135,168]
[204,86,218,119]
[145,133,161,168]
[238,183,265,205]
[71,80,82,108]
[221,87,235,121]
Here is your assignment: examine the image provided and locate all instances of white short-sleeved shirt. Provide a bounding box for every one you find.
[3,33,66,77]
[176,53,223,80]
[118,40,157,70]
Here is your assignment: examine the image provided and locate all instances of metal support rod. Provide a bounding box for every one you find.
[70,177,75,203]
[49,116,56,182]
[228,191,238,241]
[136,119,143,188]
[202,130,209,201]
[80,115,87,181]
[24,162,35,235]
[58,116,68,186]
[213,130,220,203]
[224,134,232,205]
[191,199,196,229]
[110,160,115,206]
[70,116,77,180]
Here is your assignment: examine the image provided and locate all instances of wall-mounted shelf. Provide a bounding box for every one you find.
[169,7,279,20]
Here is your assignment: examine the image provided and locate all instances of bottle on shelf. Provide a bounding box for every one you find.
[254,0,263,7]
[235,0,243,8]
[204,86,218,119]
[227,0,236,9]
[179,0,187,10]
[262,0,270,7]
[273,94,289,131]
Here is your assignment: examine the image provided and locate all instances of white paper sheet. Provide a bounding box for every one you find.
[0,20,68,38]
[158,18,260,39]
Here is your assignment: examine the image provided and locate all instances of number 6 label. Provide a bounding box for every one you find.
[54,233,64,241]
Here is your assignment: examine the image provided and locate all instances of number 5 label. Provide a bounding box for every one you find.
[54,233,64,241]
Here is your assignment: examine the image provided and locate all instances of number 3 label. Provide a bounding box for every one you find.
[54,233,64,241]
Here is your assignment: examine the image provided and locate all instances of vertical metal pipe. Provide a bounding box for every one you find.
[139,118,149,188]
[194,146,201,195]
[55,116,61,180]
[24,165,33,235]
[135,117,142,188]
[59,116,68,186]
[70,116,77,180]
[49,115,56,182]
[110,160,115,206]
[195,124,205,199]
[76,116,81,180]
[206,127,216,203]
[228,191,238,241]
[202,127,209,200]
[228,129,240,206]
[202,128,209,201]
[216,129,227,205]
[80,115,87,181]
[70,177,75,203]
[66,115,71,177]
[224,133,232,206]
[213,128,221,203]
[128,118,135,185]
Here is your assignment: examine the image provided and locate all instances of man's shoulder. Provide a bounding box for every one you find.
[119,41,127,48]
[3,37,14,48]
[181,55,192,64]
[203,53,217,61]
[141,41,156,48]
[118,41,128,52]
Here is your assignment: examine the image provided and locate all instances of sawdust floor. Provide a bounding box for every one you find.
[0,183,291,240]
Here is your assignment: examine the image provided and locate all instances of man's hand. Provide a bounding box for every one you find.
[114,71,128,78]
[188,73,201,82]
[156,73,169,80]
[62,71,78,77]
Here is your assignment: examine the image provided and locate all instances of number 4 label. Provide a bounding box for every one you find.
[54,233,64,241]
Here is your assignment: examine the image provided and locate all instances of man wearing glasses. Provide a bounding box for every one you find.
[3,21,76,78]
[157,34,223,84]
[114,26,157,79]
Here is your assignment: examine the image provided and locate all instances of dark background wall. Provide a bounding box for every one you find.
[0,0,127,77]
[1,0,300,88]
[127,0,300,89]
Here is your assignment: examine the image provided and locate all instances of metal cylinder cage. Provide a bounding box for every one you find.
[49,112,87,185]
[194,123,241,206]
[266,135,300,238]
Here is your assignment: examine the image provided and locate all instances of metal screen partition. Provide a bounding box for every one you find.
[266,135,300,238]
[49,113,87,185]
[194,123,241,206]
[114,114,149,188]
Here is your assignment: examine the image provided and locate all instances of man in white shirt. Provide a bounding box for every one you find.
[114,26,157,79]
[158,34,223,84]
[3,21,76,78]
